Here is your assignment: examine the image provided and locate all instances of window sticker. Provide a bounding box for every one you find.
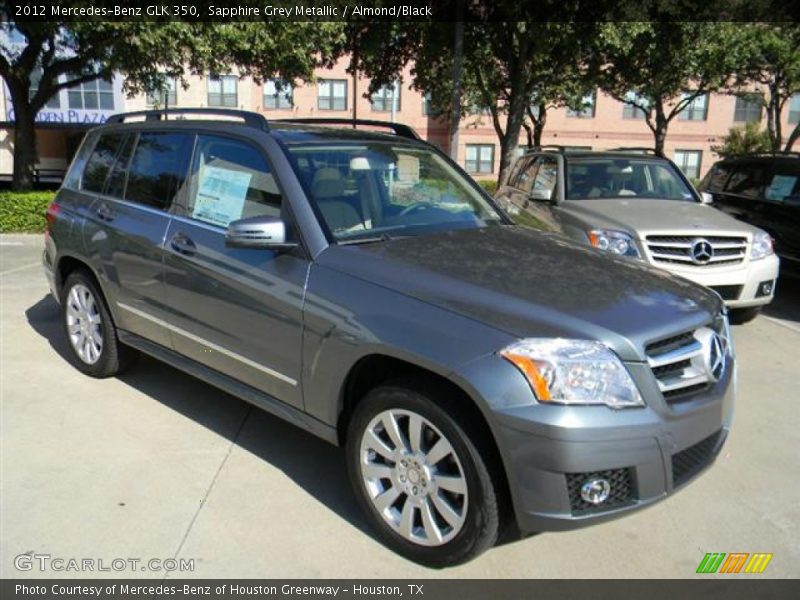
[193,164,252,226]
[765,175,797,202]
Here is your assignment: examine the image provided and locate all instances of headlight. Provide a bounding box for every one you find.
[750,231,774,260]
[588,230,641,258]
[500,339,644,409]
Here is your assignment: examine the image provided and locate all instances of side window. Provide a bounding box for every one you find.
[701,164,731,193]
[125,132,192,210]
[104,135,135,198]
[81,133,125,193]
[764,170,800,203]
[516,157,539,194]
[531,157,558,198]
[724,165,765,200]
[184,135,282,228]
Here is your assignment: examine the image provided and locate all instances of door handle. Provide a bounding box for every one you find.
[170,232,197,256]
[96,203,115,222]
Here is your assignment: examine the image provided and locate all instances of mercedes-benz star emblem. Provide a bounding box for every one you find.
[706,332,726,382]
[691,238,714,264]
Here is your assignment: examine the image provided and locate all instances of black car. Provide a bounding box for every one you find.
[699,153,800,276]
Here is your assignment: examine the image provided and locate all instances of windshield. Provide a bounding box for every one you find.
[565,157,697,202]
[286,143,504,242]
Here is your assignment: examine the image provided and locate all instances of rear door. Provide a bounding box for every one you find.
[161,133,307,409]
[82,130,192,348]
[761,164,800,266]
[715,161,767,224]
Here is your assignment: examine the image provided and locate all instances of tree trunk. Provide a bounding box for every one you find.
[522,121,533,148]
[533,104,547,147]
[767,88,782,153]
[448,12,464,161]
[652,102,669,157]
[7,80,38,191]
[785,122,800,152]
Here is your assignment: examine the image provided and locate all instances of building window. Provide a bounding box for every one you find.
[146,77,177,107]
[422,93,442,117]
[465,144,494,174]
[789,93,800,124]
[567,90,596,118]
[679,92,708,121]
[208,75,238,107]
[317,79,347,111]
[67,78,114,110]
[674,150,702,180]
[371,83,401,112]
[31,67,60,109]
[263,79,293,110]
[622,91,649,119]
[734,93,762,123]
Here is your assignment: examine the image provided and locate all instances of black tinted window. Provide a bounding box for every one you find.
[701,164,731,193]
[184,135,282,227]
[105,135,135,198]
[82,133,124,193]
[125,133,192,210]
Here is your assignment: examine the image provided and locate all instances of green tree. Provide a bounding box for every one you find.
[0,17,345,190]
[733,23,800,152]
[352,17,596,184]
[592,22,748,156]
[711,122,772,158]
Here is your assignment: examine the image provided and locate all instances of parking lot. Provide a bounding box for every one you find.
[1,233,798,579]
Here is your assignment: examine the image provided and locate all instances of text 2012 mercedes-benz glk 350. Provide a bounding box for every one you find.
[43,109,734,567]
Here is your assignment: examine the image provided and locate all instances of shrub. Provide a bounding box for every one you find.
[476,179,498,195]
[0,191,56,233]
[711,122,771,159]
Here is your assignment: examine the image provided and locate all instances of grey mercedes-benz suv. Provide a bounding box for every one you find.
[44,109,734,567]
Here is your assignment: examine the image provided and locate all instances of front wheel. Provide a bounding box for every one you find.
[346,384,500,567]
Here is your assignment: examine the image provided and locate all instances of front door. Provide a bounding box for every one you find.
[161,133,308,409]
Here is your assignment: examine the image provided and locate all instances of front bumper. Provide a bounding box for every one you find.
[647,254,779,309]
[454,353,735,534]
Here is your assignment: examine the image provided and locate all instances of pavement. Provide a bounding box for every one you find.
[1,233,799,579]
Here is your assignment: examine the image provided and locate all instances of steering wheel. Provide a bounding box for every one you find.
[399,201,435,216]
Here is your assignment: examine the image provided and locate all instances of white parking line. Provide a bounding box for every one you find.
[0,262,40,276]
[763,315,800,335]
[0,241,24,246]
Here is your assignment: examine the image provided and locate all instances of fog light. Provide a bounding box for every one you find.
[580,478,611,504]
[756,280,774,298]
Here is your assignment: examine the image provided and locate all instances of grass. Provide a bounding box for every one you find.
[0,190,56,233]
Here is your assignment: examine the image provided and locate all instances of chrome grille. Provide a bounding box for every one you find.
[646,317,731,402]
[645,235,748,267]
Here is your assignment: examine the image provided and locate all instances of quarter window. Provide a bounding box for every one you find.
[208,75,238,107]
[105,135,135,198]
[184,135,282,228]
[673,150,702,180]
[125,133,192,210]
[81,133,125,193]
[318,80,348,111]
[465,144,494,174]
[734,94,762,123]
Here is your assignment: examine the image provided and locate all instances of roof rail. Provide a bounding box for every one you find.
[276,118,421,141]
[106,108,270,131]
[741,151,800,158]
[526,145,568,153]
[609,147,658,155]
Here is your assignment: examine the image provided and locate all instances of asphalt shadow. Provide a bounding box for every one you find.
[762,273,800,324]
[24,294,375,543]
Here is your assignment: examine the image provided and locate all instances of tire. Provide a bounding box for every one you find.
[346,383,500,567]
[730,306,762,324]
[60,269,137,378]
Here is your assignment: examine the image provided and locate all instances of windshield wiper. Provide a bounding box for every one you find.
[337,232,397,245]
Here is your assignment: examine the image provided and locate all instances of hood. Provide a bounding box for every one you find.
[560,199,759,237]
[316,226,722,361]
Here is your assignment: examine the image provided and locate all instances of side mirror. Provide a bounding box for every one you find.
[700,191,714,205]
[225,215,298,250]
[530,188,554,203]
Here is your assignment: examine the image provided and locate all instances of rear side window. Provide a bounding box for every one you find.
[765,169,800,202]
[125,132,192,210]
[81,133,125,193]
[183,134,282,227]
[724,165,766,199]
